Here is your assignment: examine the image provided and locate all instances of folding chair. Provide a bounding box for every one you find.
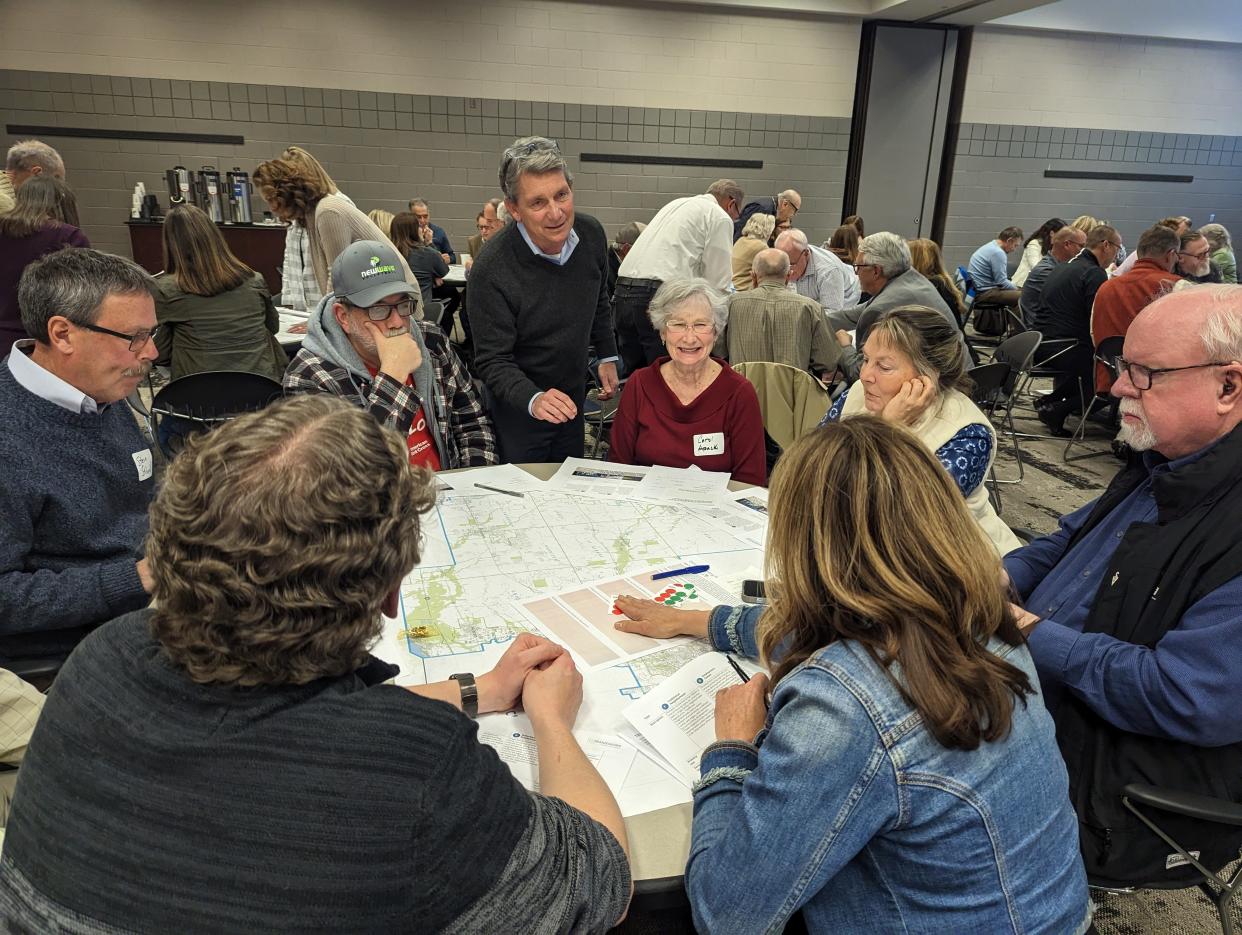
[968,361,1011,514]
[151,371,284,456]
[985,330,1042,482]
[1113,783,1242,935]
[957,266,1018,355]
[1064,335,1125,461]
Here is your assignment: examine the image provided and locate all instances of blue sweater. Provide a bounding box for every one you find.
[968,240,1016,292]
[0,360,152,656]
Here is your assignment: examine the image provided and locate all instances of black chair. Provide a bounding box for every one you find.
[958,265,1019,353]
[969,361,1012,514]
[985,331,1042,483]
[151,371,284,455]
[1064,335,1126,461]
[1117,783,1242,935]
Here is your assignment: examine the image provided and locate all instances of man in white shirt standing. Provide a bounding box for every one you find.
[613,179,743,375]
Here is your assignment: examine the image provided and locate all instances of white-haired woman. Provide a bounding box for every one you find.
[1202,223,1236,285]
[609,278,766,486]
[731,213,775,291]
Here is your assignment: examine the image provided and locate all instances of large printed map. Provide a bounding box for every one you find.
[381,489,758,686]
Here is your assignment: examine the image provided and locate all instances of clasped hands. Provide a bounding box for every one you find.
[474,632,584,730]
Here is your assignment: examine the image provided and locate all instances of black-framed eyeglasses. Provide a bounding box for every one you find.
[348,299,416,322]
[78,322,160,352]
[853,262,878,272]
[1113,355,1228,391]
[1179,249,1211,261]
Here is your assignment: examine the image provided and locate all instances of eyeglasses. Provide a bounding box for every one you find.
[1113,356,1228,391]
[665,321,715,335]
[1107,241,1123,250]
[78,322,160,352]
[853,262,878,272]
[476,224,489,233]
[1179,249,1211,260]
[348,299,416,321]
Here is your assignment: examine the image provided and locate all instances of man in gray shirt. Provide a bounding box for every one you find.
[1019,226,1087,327]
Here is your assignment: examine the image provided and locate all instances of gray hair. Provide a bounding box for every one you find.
[752,248,789,281]
[778,189,801,208]
[1199,285,1242,362]
[741,212,775,241]
[18,247,156,344]
[774,228,809,253]
[707,179,744,208]
[1201,223,1233,252]
[499,137,572,202]
[616,221,645,247]
[408,197,429,210]
[6,139,64,176]
[486,196,502,211]
[858,232,912,278]
[647,278,728,334]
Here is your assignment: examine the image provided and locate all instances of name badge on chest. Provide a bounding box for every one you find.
[693,432,725,457]
[132,449,153,482]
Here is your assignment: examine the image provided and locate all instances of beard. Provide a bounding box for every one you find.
[1116,399,1157,450]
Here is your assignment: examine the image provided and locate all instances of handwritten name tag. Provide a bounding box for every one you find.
[693,432,725,456]
[132,449,153,482]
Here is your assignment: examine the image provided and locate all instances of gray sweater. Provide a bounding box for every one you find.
[829,267,968,382]
[0,361,150,658]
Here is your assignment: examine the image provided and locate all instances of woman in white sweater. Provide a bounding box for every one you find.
[1012,217,1066,288]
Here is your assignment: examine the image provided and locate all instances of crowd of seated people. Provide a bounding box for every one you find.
[5,130,1242,934]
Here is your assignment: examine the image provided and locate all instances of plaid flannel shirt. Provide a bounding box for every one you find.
[283,322,498,469]
[279,222,323,313]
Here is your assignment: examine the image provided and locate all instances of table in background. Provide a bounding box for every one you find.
[127,219,286,294]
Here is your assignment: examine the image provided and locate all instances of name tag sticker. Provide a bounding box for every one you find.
[693,432,725,456]
[132,449,153,482]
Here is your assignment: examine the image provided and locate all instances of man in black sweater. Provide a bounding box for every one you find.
[1032,224,1122,435]
[469,136,619,461]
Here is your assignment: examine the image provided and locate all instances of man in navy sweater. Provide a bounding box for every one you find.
[0,248,157,661]
[1005,285,1242,886]
[468,137,619,461]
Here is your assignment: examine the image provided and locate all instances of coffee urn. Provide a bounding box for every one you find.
[166,166,192,205]
[227,168,253,224]
[196,166,225,222]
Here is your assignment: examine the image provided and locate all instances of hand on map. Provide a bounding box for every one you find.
[477,632,565,714]
[522,653,583,731]
[532,388,578,423]
[612,596,709,640]
[714,673,769,742]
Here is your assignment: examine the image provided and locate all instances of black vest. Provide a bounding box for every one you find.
[1056,423,1242,887]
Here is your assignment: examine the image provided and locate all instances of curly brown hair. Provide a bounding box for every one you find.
[146,395,436,686]
[252,158,331,223]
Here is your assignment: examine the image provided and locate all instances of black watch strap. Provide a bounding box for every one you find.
[449,673,478,718]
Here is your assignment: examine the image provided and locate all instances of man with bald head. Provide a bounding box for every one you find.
[723,248,839,376]
[1005,285,1242,887]
[775,228,859,315]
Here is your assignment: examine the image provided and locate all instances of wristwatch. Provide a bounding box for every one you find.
[449,673,478,718]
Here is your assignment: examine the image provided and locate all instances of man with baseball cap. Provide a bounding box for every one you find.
[284,240,498,469]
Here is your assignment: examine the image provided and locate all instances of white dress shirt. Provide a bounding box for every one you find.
[617,193,734,291]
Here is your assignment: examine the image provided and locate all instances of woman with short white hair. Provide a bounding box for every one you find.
[731,213,775,291]
[609,278,766,485]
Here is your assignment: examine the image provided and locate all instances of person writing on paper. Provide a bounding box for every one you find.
[623,419,1090,933]
[821,305,1019,554]
[0,395,631,934]
[608,278,766,486]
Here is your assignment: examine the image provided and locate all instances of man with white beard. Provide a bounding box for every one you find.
[1175,229,1224,284]
[284,240,498,469]
[1001,285,1242,887]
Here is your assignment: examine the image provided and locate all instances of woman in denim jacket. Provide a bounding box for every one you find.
[615,418,1090,934]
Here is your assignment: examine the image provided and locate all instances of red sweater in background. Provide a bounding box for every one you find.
[1091,259,1181,392]
[609,356,766,486]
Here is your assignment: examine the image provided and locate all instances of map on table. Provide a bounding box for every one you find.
[384,488,759,687]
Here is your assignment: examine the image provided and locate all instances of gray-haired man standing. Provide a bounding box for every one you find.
[468,137,619,462]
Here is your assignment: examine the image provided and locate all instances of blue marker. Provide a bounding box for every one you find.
[652,564,710,580]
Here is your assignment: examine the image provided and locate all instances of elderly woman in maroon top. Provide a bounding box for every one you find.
[609,278,766,485]
[0,177,89,356]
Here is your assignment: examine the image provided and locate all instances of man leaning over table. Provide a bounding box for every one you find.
[284,240,497,470]
[613,285,1242,890]
[468,136,619,462]
[0,395,631,933]
[0,248,157,663]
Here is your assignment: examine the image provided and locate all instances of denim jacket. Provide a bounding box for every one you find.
[689,605,1091,934]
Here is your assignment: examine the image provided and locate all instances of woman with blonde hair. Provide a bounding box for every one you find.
[730,213,774,290]
[908,237,967,325]
[822,305,1019,554]
[367,208,394,240]
[1201,222,1236,284]
[616,418,1090,933]
[256,153,416,311]
[275,145,349,312]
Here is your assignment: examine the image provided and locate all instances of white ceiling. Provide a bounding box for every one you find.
[989,0,1242,45]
